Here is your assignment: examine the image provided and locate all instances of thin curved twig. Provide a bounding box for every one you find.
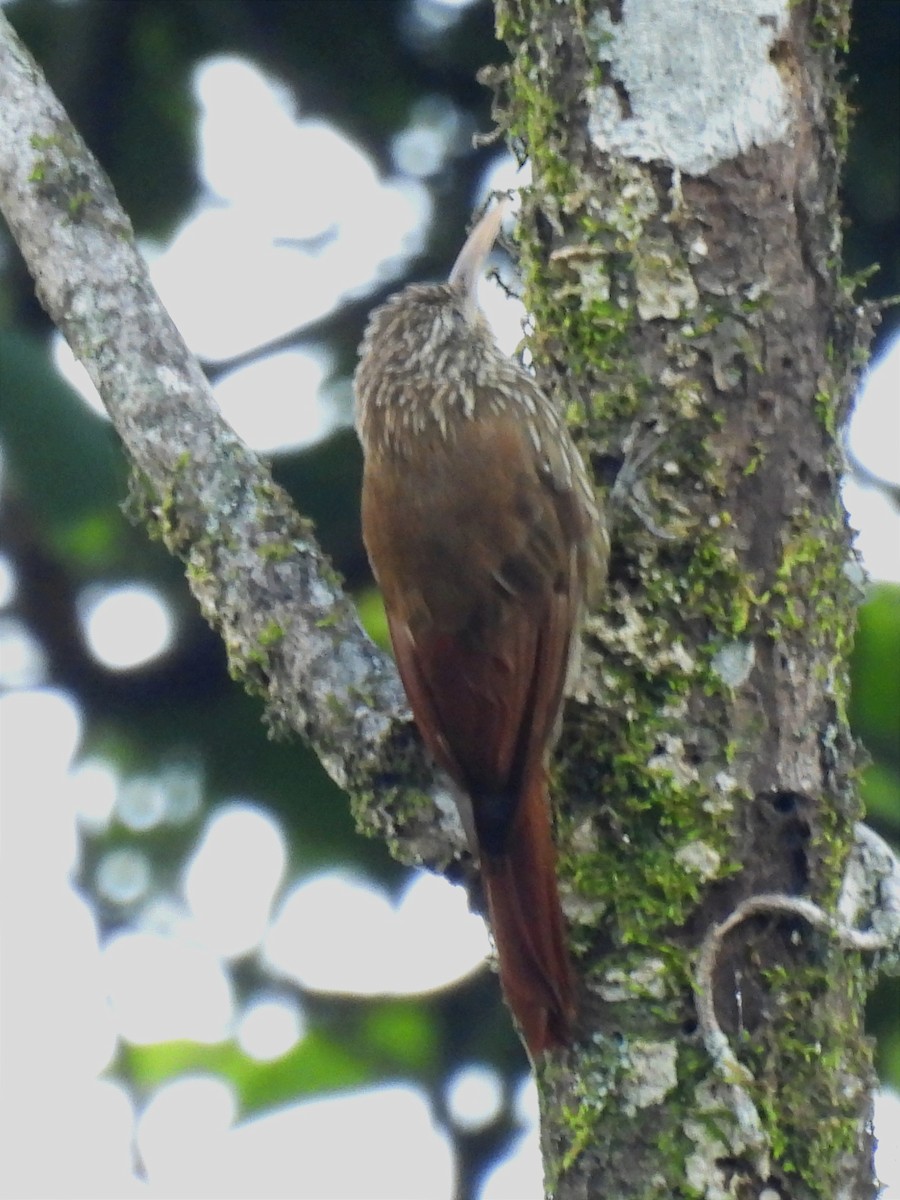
[694,822,900,1176]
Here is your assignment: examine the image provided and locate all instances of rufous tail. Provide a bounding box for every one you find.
[480,770,575,1059]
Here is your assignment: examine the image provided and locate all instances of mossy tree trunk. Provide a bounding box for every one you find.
[487,0,879,1196]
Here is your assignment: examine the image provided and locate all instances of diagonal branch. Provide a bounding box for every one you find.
[0,12,463,869]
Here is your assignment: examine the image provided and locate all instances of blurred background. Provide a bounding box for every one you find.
[0,1,897,1197]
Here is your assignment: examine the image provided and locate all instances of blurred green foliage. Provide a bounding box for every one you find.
[0,1,898,1195]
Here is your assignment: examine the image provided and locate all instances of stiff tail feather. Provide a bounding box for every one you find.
[480,770,574,1058]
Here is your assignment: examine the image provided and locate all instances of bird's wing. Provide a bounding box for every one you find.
[363,411,587,841]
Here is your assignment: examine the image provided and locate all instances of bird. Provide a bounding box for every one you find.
[354,200,607,1057]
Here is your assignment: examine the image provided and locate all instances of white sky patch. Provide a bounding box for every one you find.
[183,803,288,958]
[204,1085,454,1199]
[141,55,432,364]
[844,328,900,585]
[587,0,791,175]
[237,993,306,1062]
[445,1064,504,1132]
[0,685,83,795]
[848,332,900,488]
[67,756,120,833]
[0,689,138,1198]
[481,1076,542,1200]
[264,869,490,996]
[157,189,421,352]
[137,1075,239,1191]
[0,615,47,687]
[78,582,176,670]
[876,1090,900,1200]
[481,1129,543,1200]
[52,331,106,417]
[478,151,532,208]
[102,930,235,1044]
[195,57,402,246]
[514,1074,539,1126]
[212,346,336,453]
[147,204,343,360]
[478,268,528,359]
[0,1076,140,1200]
[844,477,900,585]
[844,338,900,586]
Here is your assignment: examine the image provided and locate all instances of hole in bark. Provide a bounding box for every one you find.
[750,792,813,893]
[681,1017,698,1036]
[771,790,801,814]
[534,207,555,249]
[612,79,633,118]
[791,843,809,891]
[591,451,623,488]
[554,40,574,76]
[719,1158,783,1194]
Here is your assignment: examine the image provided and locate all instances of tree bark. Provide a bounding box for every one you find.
[487,0,886,1196]
[1,3,898,1197]
[0,9,467,879]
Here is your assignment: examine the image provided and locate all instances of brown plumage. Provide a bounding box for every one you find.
[354,203,607,1058]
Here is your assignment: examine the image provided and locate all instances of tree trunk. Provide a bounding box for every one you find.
[488,0,880,1196]
[0,2,895,1197]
